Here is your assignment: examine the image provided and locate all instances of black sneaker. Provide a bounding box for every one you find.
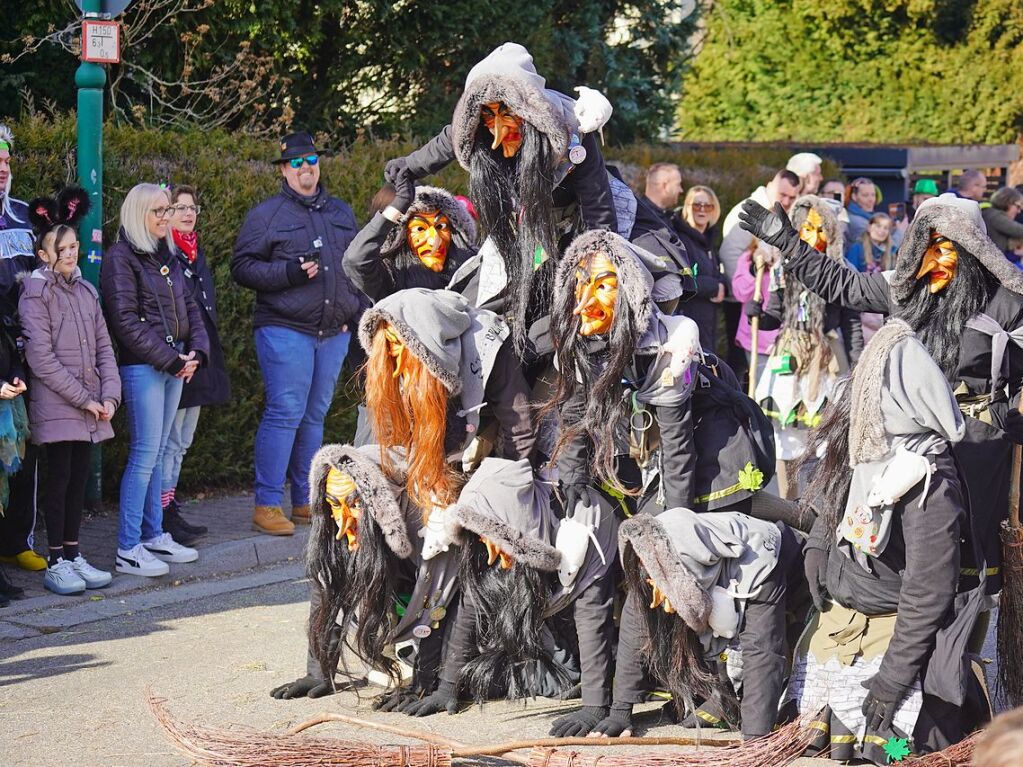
[164,500,208,537]
[162,507,204,546]
[0,564,24,600]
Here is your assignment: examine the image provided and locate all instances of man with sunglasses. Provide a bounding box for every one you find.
[232,132,362,536]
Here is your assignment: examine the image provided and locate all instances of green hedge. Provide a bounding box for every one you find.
[6,114,830,496]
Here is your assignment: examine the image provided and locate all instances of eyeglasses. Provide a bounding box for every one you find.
[691,202,715,212]
[288,154,319,169]
[172,204,201,215]
[150,207,173,218]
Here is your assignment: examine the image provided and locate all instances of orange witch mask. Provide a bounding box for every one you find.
[480,536,514,569]
[573,253,619,337]
[407,211,451,273]
[383,325,411,387]
[647,578,675,614]
[915,234,958,293]
[325,468,361,551]
[481,102,523,158]
[799,208,828,253]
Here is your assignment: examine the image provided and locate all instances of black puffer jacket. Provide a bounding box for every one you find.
[672,218,724,349]
[231,182,362,337]
[100,232,210,374]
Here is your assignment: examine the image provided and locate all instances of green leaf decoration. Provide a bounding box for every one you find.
[883,737,910,763]
[737,462,764,492]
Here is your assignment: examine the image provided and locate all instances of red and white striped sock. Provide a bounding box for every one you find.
[161,488,176,509]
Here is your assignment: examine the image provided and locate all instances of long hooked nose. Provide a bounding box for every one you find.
[573,283,595,315]
[425,227,441,251]
[491,114,511,151]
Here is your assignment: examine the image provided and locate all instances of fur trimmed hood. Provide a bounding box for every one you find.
[307,443,413,559]
[891,198,1023,303]
[380,186,477,257]
[358,288,472,394]
[451,43,576,170]
[789,194,844,263]
[444,457,560,572]
[555,228,656,343]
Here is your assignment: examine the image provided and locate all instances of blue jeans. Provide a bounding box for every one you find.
[118,365,183,549]
[254,326,350,507]
[162,406,202,493]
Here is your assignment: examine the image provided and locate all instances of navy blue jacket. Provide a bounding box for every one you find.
[231,182,361,337]
[174,243,231,409]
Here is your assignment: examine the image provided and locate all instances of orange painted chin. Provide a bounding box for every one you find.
[578,305,612,336]
[416,249,447,272]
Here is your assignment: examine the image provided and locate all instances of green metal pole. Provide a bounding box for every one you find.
[76,0,106,508]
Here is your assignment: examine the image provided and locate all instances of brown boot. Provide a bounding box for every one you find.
[291,504,312,525]
[252,505,295,536]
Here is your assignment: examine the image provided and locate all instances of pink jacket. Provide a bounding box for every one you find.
[730,249,779,355]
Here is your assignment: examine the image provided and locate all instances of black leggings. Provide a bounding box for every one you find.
[43,441,91,548]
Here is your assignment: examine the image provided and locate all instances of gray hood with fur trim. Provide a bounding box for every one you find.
[307,443,413,559]
[451,42,578,170]
[891,200,1023,303]
[789,194,845,263]
[555,228,656,343]
[445,457,560,571]
[380,186,477,256]
[618,508,782,634]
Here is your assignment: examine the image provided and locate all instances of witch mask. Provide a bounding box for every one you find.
[383,325,411,387]
[480,536,514,570]
[482,101,523,158]
[915,233,958,293]
[573,252,619,337]
[325,467,361,551]
[407,211,451,272]
[647,577,676,614]
[799,207,828,253]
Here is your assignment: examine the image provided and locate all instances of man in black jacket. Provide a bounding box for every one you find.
[232,132,362,536]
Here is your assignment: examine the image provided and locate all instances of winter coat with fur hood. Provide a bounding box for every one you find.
[20,267,121,443]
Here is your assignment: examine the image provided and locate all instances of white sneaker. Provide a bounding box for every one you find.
[142,532,198,564]
[71,555,113,589]
[43,558,87,595]
[116,543,170,577]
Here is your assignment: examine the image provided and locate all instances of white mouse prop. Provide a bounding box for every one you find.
[573,86,613,140]
[419,504,457,560]
[866,445,933,508]
[555,515,606,590]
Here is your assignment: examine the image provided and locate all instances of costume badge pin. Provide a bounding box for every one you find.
[569,144,587,165]
[412,624,432,639]
[313,238,323,249]
[429,606,447,622]
[159,265,170,277]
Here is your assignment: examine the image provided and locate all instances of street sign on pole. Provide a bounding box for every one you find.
[82,21,120,63]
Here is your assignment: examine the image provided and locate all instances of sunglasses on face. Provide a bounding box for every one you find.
[289,154,319,169]
[691,202,714,212]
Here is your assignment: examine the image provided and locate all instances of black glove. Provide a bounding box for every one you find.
[372,686,418,712]
[588,703,634,737]
[384,157,410,185]
[390,170,416,215]
[737,200,801,256]
[804,546,828,612]
[743,300,763,319]
[285,258,310,286]
[270,674,336,700]
[549,705,609,737]
[561,483,592,518]
[861,677,908,732]
[1003,408,1023,445]
[399,682,460,716]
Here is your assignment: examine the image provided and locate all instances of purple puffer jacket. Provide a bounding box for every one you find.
[19,267,121,444]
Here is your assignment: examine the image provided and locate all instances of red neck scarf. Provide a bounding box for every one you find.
[172,229,198,263]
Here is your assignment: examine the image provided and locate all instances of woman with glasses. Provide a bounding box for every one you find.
[674,186,724,352]
[158,185,231,545]
[100,183,210,577]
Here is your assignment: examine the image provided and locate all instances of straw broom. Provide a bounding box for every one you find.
[997,397,1023,708]
[747,248,766,399]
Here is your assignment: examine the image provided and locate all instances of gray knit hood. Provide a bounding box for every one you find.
[451,42,578,170]
[891,197,1023,303]
[554,228,656,344]
[358,288,473,394]
[445,457,560,572]
[619,507,782,635]
[380,186,477,256]
[789,194,845,263]
[307,443,413,559]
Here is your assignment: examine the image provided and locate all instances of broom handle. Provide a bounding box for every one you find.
[1011,397,1023,529]
[451,734,740,756]
[747,255,766,399]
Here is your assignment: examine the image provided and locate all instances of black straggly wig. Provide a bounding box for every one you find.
[306,492,406,688]
[543,264,639,498]
[469,122,558,351]
[458,539,570,701]
[623,547,736,725]
[896,243,993,380]
[795,385,853,535]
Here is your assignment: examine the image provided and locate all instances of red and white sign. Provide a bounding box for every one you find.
[82,21,120,64]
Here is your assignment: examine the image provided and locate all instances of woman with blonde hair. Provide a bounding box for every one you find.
[675,185,725,351]
[847,212,896,274]
[100,183,210,577]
